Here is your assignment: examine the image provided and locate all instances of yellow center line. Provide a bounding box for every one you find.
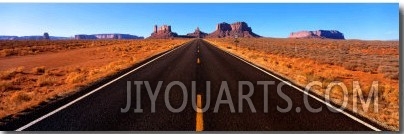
[197,58,200,64]
[197,94,202,109]
[196,94,204,131]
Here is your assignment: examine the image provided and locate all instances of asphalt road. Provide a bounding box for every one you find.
[7,39,384,131]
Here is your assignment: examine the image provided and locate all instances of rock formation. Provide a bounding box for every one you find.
[186,27,208,38]
[0,36,45,40]
[0,32,53,40]
[75,35,98,39]
[0,34,69,40]
[0,36,18,40]
[206,22,260,38]
[148,25,178,39]
[75,34,143,40]
[43,32,50,40]
[289,30,345,39]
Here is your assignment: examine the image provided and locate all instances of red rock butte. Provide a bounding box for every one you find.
[186,27,208,38]
[147,22,261,39]
[148,25,178,39]
[206,22,261,38]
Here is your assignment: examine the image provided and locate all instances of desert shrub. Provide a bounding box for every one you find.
[0,69,17,80]
[15,66,25,73]
[377,66,399,80]
[343,62,358,71]
[32,66,46,75]
[365,64,380,74]
[249,54,259,60]
[319,75,338,84]
[304,71,315,83]
[380,84,399,102]
[0,81,13,92]
[286,64,292,69]
[65,72,86,84]
[358,67,373,73]
[384,72,399,80]
[0,67,25,80]
[0,49,15,57]
[10,91,32,103]
[37,75,57,87]
[18,49,32,56]
[105,60,127,72]
[377,66,398,74]
[88,69,100,78]
[12,76,28,86]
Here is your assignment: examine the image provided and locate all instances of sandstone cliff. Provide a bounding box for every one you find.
[148,25,178,39]
[186,27,208,38]
[289,30,345,39]
[75,34,143,40]
[206,22,260,38]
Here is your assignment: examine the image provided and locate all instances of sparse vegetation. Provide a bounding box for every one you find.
[10,91,32,104]
[0,70,16,80]
[0,39,191,121]
[37,75,57,87]
[65,72,86,84]
[15,66,25,73]
[206,38,399,130]
[0,81,13,92]
[32,66,46,75]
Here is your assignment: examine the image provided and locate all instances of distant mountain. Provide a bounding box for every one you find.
[50,36,73,40]
[0,33,143,40]
[0,35,72,40]
[0,36,18,40]
[289,30,345,39]
[0,32,72,40]
[75,34,144,39]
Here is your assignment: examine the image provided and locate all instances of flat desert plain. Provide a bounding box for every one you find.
[0,39,191,123]
[206,38,399,130]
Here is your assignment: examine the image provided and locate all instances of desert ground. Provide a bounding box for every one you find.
[205,38,399,130]
[0,38,399,130]
[0,39,191,122]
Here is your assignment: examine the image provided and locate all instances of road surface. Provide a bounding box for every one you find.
[2,39,384,131]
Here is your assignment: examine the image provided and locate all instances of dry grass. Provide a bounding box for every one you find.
[37,75,57,87]
[32,66,46,75]
[206,38,399,130]
[0,70,16,80]
[65,72,86,84]
[0,39,188,58]
[0,81,13,92]
[0,39,191,121]
[10,91,32,104]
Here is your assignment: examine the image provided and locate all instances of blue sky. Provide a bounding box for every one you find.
[0,3,398,40]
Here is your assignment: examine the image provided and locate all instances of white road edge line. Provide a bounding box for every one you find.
[16,44,187,131]
[213,44,381,131]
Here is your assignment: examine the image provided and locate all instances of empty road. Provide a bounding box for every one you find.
[3,39,384,131]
